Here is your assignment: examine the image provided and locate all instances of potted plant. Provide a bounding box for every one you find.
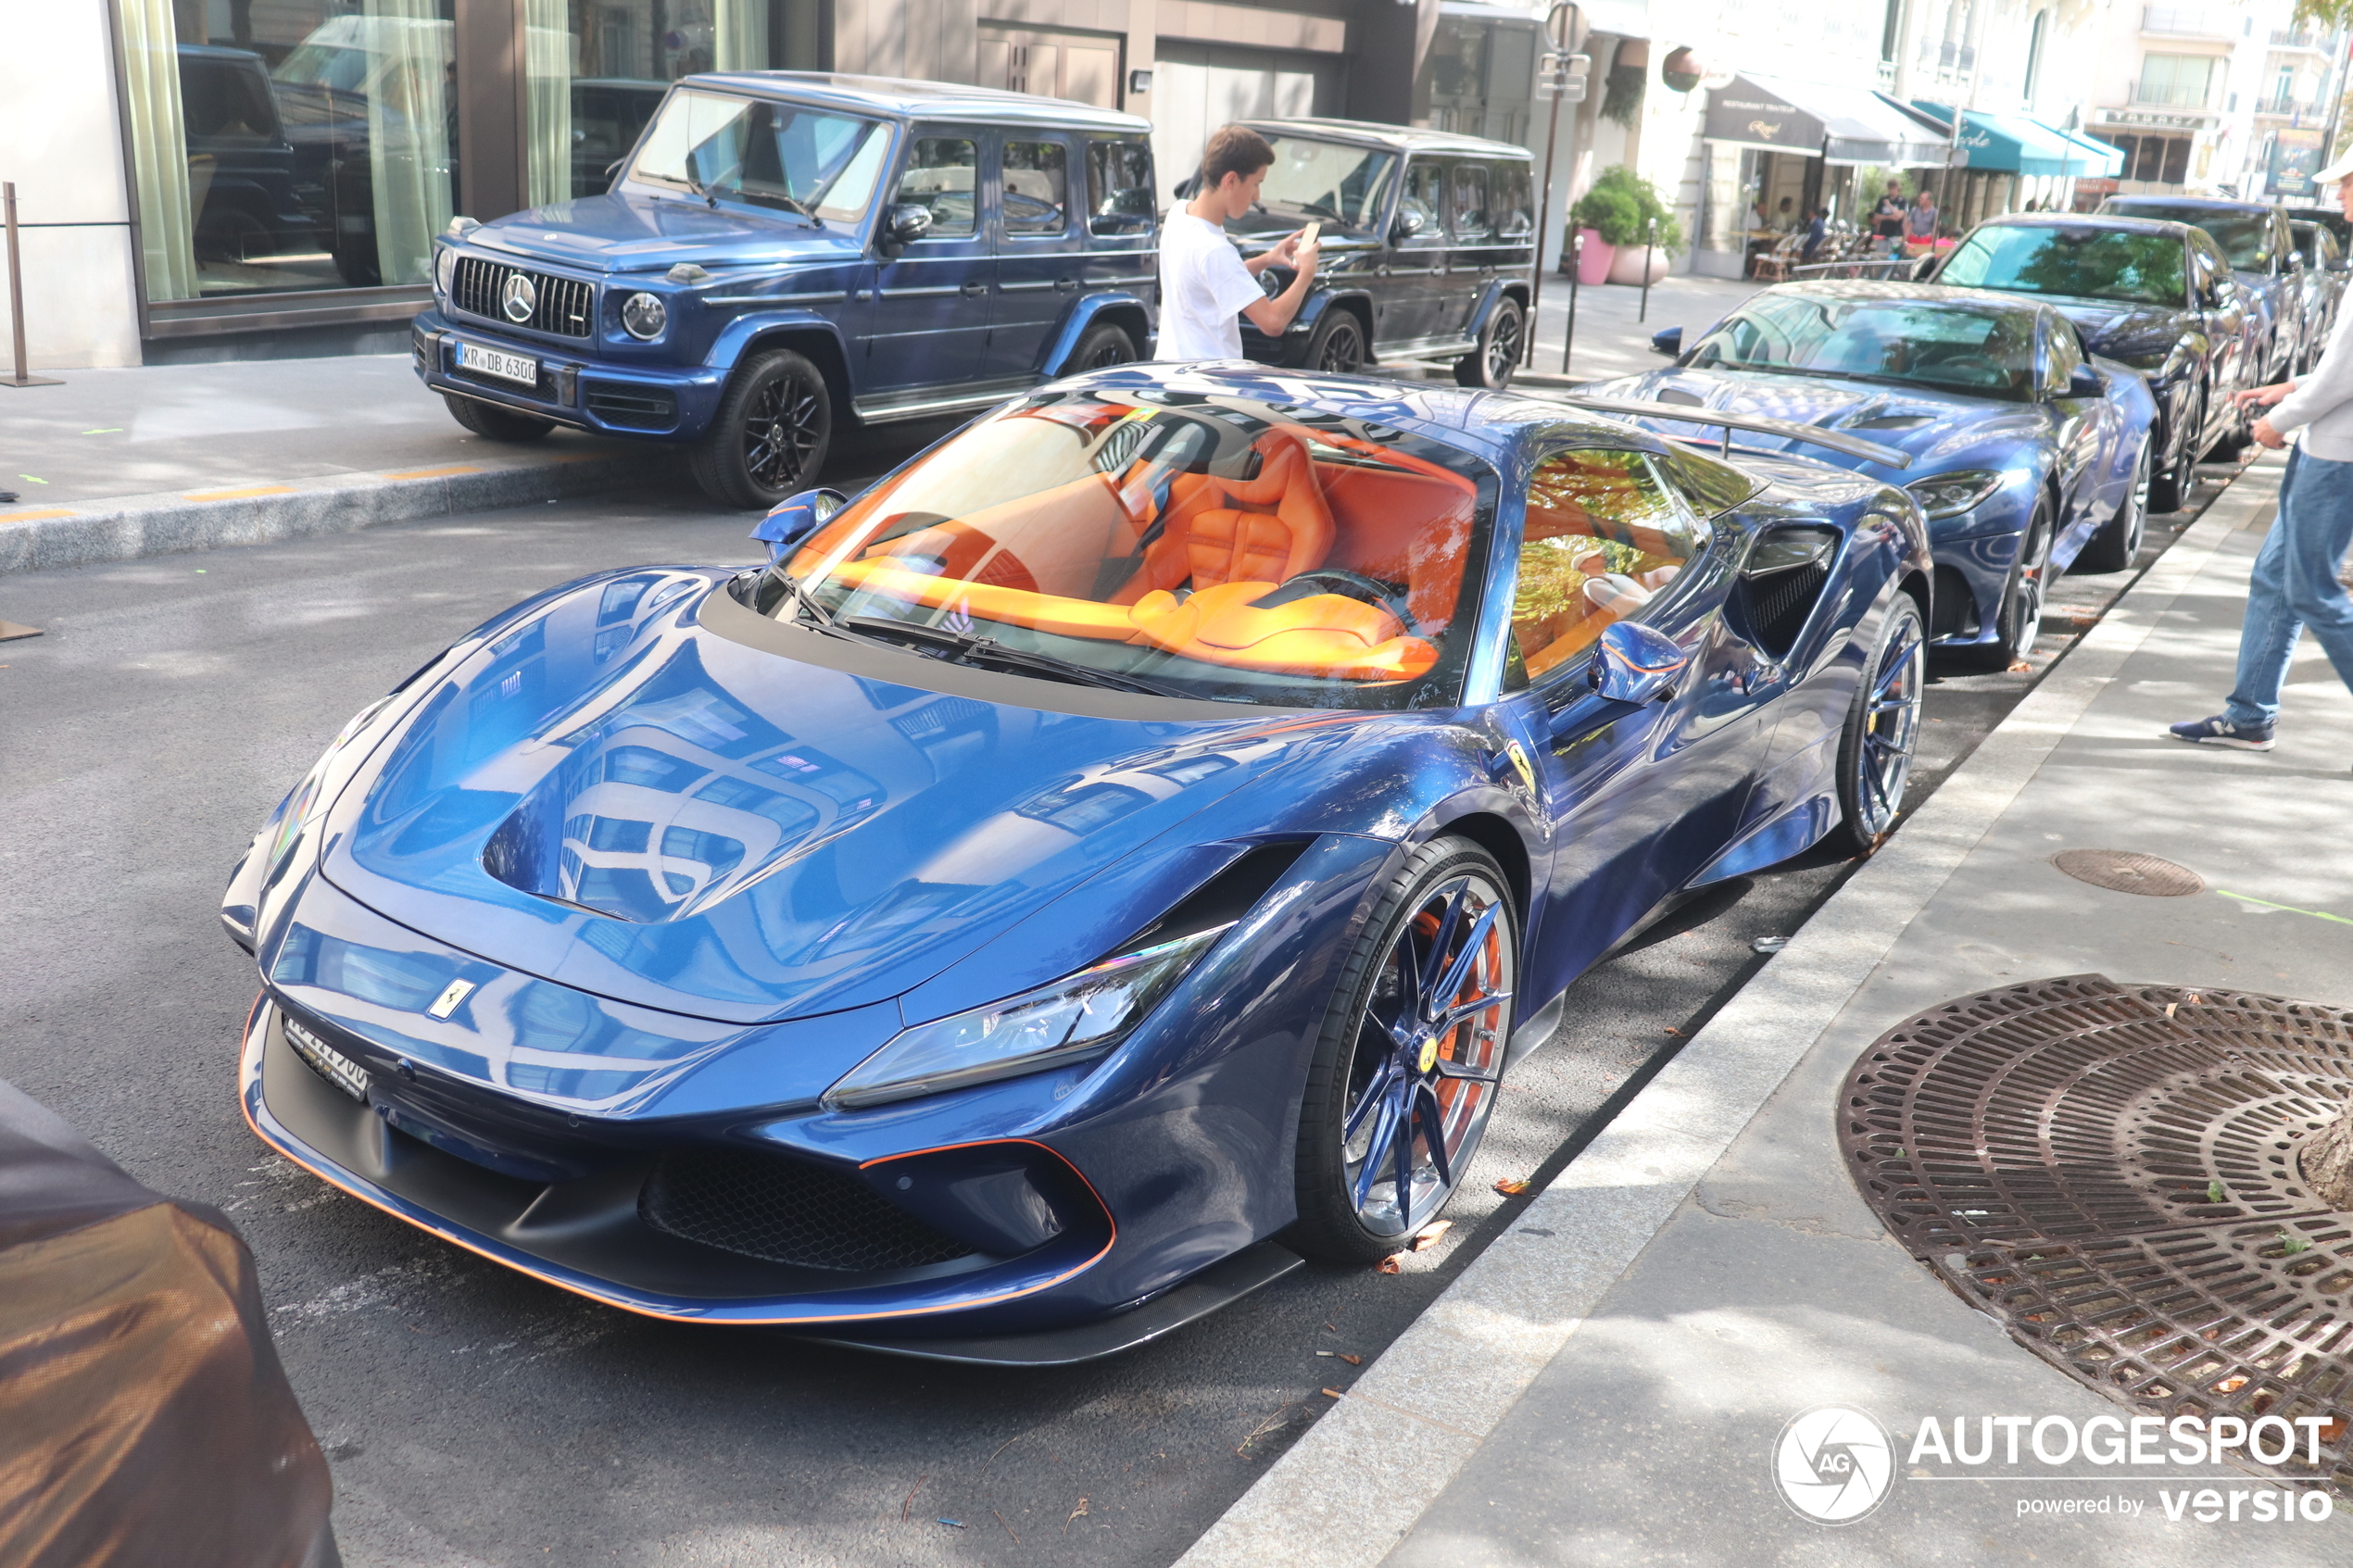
[1571,165,1685,286]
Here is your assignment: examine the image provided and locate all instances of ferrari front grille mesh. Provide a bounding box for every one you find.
[1839,974,2353,1496]
[639,1148,975,1273]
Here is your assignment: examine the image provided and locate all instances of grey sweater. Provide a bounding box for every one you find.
[2271,303,2353,461]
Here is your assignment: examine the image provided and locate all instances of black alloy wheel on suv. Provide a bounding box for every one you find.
[1454,297,1523,389]
[691,349,835,510]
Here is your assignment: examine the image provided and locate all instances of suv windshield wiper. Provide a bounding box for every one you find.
[677,167,718,208]
[837,614,1186,697]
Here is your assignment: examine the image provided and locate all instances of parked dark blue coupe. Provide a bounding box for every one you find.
[1622,281,2157,664]
[223,363,1929,1361]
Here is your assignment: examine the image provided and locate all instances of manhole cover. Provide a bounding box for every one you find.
[2052,848,2204,897]
[1840,975,2353,1494]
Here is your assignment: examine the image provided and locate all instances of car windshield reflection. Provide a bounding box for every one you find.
[1938,225,2188,307]
[756,390,1499,710]
[1690,293,2041,403]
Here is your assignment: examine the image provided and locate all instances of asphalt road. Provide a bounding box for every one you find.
[0,433,2249,1568]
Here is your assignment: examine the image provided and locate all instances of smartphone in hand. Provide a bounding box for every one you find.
[1299,220,1321,251]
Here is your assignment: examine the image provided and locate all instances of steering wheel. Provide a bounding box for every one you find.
[1273,569,1423,633]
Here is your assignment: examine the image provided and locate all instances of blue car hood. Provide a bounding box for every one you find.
[318,572,1302,1025]
[1588,366,2048,483]
[470,193,859,274]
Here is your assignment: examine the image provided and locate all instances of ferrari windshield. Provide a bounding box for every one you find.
[1937,224,2187,307]
[629,91,890,221]
[1688,292,2042,402]
[1238,137,1398,237]
[758,390,1498,709]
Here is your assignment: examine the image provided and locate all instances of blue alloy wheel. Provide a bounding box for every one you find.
[1836,595,1926,853]
[1294,838,1516,1261]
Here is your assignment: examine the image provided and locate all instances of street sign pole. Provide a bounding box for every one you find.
[1525,5,1587,367]
[3,182,62,390]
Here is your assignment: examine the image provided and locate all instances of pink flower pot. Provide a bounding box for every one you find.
[1573,228,1616,285]
[1608,245,1672,286]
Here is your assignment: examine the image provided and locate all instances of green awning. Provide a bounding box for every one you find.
[1911,103,2102,176]
[2054,128,2126,179]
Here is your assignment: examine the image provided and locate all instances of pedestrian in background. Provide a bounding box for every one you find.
[1155,126,1319,362]
[2169,173,2353,752]
[1903,188,1939,257]
[1799,207,1829,265]
[1871,182,1906,257]
[1772,195,1798,233]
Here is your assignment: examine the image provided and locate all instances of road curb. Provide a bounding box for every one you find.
[1171,459,2286,1568]
[0,447,676,576]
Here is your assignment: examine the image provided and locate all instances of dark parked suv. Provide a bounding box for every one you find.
[1192,119,1535,388]
[2099,195,2308,385]
[411,74,1158,507]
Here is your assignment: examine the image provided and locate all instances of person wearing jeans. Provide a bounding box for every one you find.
[2170,169,2353,751]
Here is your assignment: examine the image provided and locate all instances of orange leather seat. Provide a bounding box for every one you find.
[1111,431,1335,605]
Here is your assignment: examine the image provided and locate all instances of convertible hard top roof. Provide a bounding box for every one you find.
[1237,117,1533,160]
[1756,277,2065,323]
[678,71,1152,134]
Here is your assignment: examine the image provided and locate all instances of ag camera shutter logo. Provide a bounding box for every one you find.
[1773,1404,1895,1524]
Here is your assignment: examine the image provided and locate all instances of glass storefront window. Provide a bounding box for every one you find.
[116,0,459,300]
[527,0,778,204]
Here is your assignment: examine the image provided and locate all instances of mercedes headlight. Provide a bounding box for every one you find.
[434,245,457,299]
[1905,469,2007,521]
[823,924,1232,1110]
[621,291,668,340]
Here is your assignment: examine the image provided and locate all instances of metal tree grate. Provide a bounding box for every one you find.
[1839,975,2353,1494]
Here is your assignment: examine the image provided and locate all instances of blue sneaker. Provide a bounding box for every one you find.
[2166,715,2275,750]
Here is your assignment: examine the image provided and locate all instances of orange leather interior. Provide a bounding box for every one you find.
[1109,431,1337,605]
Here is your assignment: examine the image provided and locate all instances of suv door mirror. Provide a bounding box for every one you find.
[751,488,849,561]
[1390,207,1427,242]
[881,203,934,253]
[1589,621,1688,705]
[2063,363,2103,399]
[1650,326,1683,357]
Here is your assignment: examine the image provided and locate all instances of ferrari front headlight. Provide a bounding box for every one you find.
[823,923,1232,1110]
[1904,469,2007,521]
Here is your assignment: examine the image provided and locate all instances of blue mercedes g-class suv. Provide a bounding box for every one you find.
[411,74,1158,507]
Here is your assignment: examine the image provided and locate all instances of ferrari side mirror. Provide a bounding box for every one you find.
[1650,326,1683,357]
[1590,621,1688,705]
[2065,363,2103,399]
[751,488,849,561]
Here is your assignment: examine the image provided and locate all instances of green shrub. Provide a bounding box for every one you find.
[1570,165,1684,256]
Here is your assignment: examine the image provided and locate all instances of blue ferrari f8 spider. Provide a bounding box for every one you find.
[1610,280,2158,666]
[223,363,1930,1361]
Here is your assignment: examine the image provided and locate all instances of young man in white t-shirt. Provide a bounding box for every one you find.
[1155,125,1320,361]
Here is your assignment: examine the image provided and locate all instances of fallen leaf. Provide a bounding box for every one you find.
[2216,1375,2249,1394]
[1064,1498,1089,1532]
[1321,1387,1344,1399]
[1412,1220,1453,1251]
[1338,1352,1363,1365]
[1663,1027,1682,1037]
[2007,660,2032,673]
[2206,1179,2224,1203]
[1493,1178,1530,1196]
[1376,1254,1403,1273]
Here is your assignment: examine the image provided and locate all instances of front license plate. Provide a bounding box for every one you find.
[458,342,539,387]
[283,1013,371,1101]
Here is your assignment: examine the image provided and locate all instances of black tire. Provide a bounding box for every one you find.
[444,393,555,443]
[1291,836,1517,1264]
[1067,320,1138,373]
[1453,296,1524,389]
[1958,502,2054,669]
[2074,441,2150,573]
[688,349,833,510]
[1832,595,1925,855]
[1301,308,1368,374]
[2148,395,2196,513]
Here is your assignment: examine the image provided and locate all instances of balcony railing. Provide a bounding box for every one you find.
[2132,77,2215,108]
[2142,6,2232,36]
[2255,91,2315,116]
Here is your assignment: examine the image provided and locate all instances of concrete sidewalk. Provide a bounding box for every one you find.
[1181,451,2353,1567]
[0,355,665,574]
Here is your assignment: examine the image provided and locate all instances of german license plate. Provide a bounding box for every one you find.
[458,342,539,387]
[283,1013,371,1101]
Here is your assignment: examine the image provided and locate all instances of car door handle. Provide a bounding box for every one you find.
[1054,275,1077,292]
[962,279,988,297]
